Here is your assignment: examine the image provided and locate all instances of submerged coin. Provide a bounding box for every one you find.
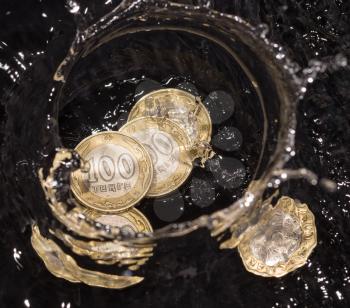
[238,196,317,278]
[31,225,144,289]
[86,207,153,235]
[60,208,153,258]
[120,117,193,197]
[128,88,212,143]
[71,132,153,212]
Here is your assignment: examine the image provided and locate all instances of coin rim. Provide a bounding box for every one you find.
[31,225,144,288]
[54,207,153,261]
[70,131,153,213]
[120,116,193,197]
[84,207,153,233]
[128,88,212,143]
[238,196,317,278]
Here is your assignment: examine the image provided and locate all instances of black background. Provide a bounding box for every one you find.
[0,1,350,307]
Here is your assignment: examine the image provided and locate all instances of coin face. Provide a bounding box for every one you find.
[128,88,212,143]
[71,132,153,212]
[238,196,317,277]
[120,117,192,197]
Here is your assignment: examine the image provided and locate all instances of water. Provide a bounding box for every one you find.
[1,0,350,306]
[58,75,253,229]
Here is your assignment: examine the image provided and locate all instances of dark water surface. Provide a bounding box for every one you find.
[1,0,350,307]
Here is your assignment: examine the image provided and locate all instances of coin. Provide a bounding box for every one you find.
[238,196,317,277]
[70,131,153,212]
[57,207,153,258]
[128,88,212,143]
[119,116,193,197]
[86,207,153,235]
[31,225,144,289]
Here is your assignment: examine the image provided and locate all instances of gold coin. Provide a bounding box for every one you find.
[238,196,317,278]
[58,207,153,258]
[31,225,144,289]
[120,116,193,197]
[128,88,212,143]
[85,207,153,234]
[70,131,153,212]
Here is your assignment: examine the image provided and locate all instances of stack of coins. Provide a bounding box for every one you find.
[69,88,214,242]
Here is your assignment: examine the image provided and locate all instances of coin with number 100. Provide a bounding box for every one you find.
[70,132,153,212]
[128,88,212,143]
[120,116,193,197]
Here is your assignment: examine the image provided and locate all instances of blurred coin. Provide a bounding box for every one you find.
[71,131,153,212]
[120,116,192,197]
[238,196,317,277]
[87,207,153,234]
[31,225,144,289]
[128,88,211,143]
[62,208,153,256]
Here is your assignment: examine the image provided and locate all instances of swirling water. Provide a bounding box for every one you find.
[0,0,350,307]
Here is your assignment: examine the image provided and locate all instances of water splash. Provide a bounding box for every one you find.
[3,0,343,285]
[44,0,302,254]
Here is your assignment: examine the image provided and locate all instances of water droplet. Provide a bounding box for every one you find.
[320,178,337,192]
[334,53,347,67]
[66,0,80,14]
[257,23,269,38]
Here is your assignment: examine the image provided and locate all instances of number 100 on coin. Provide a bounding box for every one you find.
[70,132,153,213]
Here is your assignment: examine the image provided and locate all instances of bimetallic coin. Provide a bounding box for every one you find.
[87,207,153,235]
[120,117,192,197]
[128,88,212,143]
[31,225,144,289]
[71,132,153,212]
[62,208,153,257]
[238,196,317,278]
